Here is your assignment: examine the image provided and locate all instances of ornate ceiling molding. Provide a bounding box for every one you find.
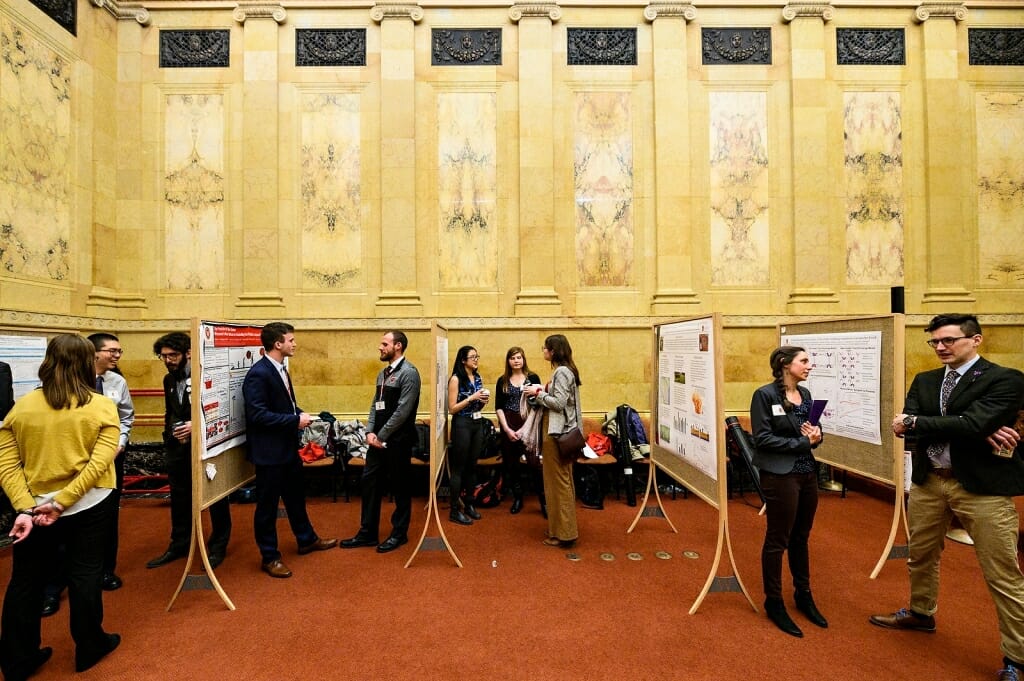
[369,3,423,23]
[643,3,697,22]
[90,0,150,26]
[508,3,561,23]
[914,3,968,22]
[782,2,835,22]
[232,3,287,24]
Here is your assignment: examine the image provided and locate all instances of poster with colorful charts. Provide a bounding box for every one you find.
[198,322,266,459]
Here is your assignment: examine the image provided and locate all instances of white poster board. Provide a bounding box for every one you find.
[0,334,46,400]
[198,322,266,459]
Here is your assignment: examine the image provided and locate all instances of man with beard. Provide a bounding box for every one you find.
[340,331,420,554]
[146,332,231,569]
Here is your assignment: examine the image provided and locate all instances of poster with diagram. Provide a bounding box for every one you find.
[655,317,718,481]
[779,330,882,446]
[198,322,266,459]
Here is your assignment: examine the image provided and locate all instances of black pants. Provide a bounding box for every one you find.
[103,454,124,574]
[449,417,487,503]
[357,445,412,540]
[253,458,317,563]
[0,493,117,680]
[166,446,231,555]
[760,470,818,600]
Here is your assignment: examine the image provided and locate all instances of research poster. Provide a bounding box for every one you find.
[435,334,448,432]
[0,335,46,400]
[656,318,718,480]
[199,323,265,459]
[779,330,883,446]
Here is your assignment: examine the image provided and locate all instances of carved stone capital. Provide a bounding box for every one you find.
[233,3,287,24]
[914,3,968,23]
[643,2,697,22]
[781,2,834,23]
[508,3,562,23]
[91,0,150,26]
[370,3,424,23]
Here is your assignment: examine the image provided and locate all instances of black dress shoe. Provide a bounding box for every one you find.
[376,536,408,553]
[146,549,186,569]
[207,553,225,569]
[510,497,523,515]
[101,573,123,591]
[40,596,59,617]
[340,535,378,549]
[464,504,481,520]
[31,646,52,675]
[765,598,803,637]
[794,590,828,628]
[75,633,120,673]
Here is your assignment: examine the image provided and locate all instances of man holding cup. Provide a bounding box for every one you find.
[146,333,232,569]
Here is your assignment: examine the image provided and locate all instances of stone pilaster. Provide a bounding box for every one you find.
[645,2,700,313]
[510,2,563,316]
[234,4,288,312]
[371,3,424,315]
[784,2,839,309]
[916,3,975,305]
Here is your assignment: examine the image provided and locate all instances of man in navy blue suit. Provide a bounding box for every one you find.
[242,322,336,578]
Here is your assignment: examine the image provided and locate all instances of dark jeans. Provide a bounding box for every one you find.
[357,444,412,540]
[450,417,487,503]
[167,446,231,555]
[760,470,818,600]
[0,492,117,680]
[254,459,317,563]
[103,454,124,574]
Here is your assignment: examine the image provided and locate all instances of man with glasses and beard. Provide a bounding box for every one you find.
[146,332,231,570]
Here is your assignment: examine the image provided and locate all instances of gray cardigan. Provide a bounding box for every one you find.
[536,365,582,435]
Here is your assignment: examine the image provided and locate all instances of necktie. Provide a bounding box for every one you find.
[95,375,104,393]
[926,370,959,465]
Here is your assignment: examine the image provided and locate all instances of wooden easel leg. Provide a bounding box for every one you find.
[405,451,462,568]
[627,461,677,533]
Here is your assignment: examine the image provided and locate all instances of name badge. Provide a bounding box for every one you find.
[771,404,786,416]
[375,400,386,411]
[471,412,482,420]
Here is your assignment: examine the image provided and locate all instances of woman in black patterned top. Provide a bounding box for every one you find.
[494,347,542,515]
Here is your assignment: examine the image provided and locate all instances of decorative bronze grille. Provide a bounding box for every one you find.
[29,0,76,36]
[969,28,1024,66]
[432,29,502,65]
[567,28,637,66]
[160,30,230,69]
[701,28,772,65]
[837,28,905,66]
[296,29,367,67]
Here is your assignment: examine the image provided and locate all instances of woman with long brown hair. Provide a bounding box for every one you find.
[0,334,121,679]
[494,346,542,515]
[524,334,582,548]
[749,345,826,638]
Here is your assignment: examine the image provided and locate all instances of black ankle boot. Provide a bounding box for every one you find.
[765,598,803,637]
[464,502,481,520]
[794,590,828,628]
[510,496,523,514]
[449,500,473,525]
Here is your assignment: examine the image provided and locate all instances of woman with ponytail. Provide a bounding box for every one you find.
[749,346,826,638]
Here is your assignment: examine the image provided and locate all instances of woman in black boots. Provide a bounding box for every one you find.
[749,346,828,638]
[447,346,490,525]
[494,347,542,515]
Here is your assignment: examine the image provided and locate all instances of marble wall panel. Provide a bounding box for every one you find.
[574,91,633,287]
[976,91,1024,286]
[843,91,904,285]
[708,91,769,286]
[300,93,362,289]
[0,17,71,281]
[437,91,498,289]
[163,93,225,290]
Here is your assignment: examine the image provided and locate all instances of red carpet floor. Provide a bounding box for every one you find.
[0,488,1009,680]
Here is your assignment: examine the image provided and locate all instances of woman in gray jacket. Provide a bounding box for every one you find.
[525,334,581,548]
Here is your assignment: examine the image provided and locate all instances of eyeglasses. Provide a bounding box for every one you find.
[157,352,183,361]
[100,348,123,356]
[466,354,480,361]
[926,336,970,348]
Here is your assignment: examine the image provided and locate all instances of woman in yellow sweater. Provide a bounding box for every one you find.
[0,334,121,680]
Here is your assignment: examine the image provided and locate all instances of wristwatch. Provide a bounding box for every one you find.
[902,415,916,431]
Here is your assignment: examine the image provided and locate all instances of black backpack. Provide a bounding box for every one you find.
[411,422,430,462]
[471,468,504,507]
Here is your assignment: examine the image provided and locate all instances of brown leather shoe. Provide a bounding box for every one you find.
[297,537,338,555]
[261,559,292,578]
[869,608,935,632]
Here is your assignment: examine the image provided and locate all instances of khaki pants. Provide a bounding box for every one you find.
[908,473,1024,663]
[541,419,578,542]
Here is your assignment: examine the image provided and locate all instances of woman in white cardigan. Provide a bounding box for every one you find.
[524,334,582,548]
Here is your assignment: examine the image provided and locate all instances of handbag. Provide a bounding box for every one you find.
[554,426,585,464]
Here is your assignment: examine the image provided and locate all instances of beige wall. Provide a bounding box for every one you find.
[1,0,1023,438]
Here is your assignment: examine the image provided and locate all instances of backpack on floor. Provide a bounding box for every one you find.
[471,468,504,508]
[411,422,431,462]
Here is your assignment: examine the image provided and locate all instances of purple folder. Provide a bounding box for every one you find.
[808,399,828,427]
